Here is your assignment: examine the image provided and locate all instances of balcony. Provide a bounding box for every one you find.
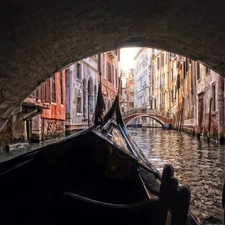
[23,96,50,109]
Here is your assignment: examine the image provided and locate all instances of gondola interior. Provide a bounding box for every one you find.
[0,127,161,225]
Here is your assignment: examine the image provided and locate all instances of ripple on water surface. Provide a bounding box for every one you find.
[129,127,225,225]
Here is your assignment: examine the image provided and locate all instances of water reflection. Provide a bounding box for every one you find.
[129,127,225,225]
[0,135,67,163]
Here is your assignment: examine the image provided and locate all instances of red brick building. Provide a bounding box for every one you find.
[24,70,66,141]
[0,50,120,149]
[40,70,66,139]
[99,50,120,112]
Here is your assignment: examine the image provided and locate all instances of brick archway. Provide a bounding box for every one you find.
[123,113,172,126]
[1,0,225,130]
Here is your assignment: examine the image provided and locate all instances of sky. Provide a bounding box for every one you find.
[120,47,137,71]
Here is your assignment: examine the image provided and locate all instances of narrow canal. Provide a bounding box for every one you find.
[128,127,225,225]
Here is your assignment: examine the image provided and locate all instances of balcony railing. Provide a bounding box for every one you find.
[23,95,50,109]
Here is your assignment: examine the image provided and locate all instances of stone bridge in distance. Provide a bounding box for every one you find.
[122,108,173,127]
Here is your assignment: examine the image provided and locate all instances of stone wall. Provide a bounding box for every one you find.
[41,118,65,141]
[0,116,26,151]
[0,118,13,151]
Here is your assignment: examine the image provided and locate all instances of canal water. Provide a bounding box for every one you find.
[128,127,225,225]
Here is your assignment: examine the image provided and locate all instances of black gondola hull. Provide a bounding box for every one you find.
[0,88,200,225]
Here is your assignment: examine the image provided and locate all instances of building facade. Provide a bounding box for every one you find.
[195,62,225,141]
[134,48,151,109]
[65,50,120,132]
[121,69,135,115]
[99,50,120,112]
[150,49,225,141]
[125,69,135,113]
[151,50,171,115]
[65,55,99,131]
[0,51,120,150]
[29,70,66,141]
[133,48,152,126]
[120,47,225,141]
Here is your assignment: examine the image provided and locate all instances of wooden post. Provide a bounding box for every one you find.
[159,164,191,225]
[170,186,191,225]
[158,164,174,225]
[222,181,225,224]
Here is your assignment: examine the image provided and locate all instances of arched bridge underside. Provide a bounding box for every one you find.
[1,1,225,131]
[123,113,172,127]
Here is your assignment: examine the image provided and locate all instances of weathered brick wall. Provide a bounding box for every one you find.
[0,118,13,151]
[0,115,28,151]
[41,118,65,140]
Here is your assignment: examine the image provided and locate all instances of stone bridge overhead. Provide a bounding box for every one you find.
[1,0,225,131]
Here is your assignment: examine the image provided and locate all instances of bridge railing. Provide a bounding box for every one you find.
[122,107,163,117]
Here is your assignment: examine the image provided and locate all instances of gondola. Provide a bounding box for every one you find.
[0,83,200,225]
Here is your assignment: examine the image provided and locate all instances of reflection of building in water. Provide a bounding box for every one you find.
[142,117,162,128]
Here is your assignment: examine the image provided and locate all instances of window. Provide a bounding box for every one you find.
[77,97,81,113]
[40,83,45,101]
[103,54,106,78]
[183,61,186,79]
[161,73,165,89]
[197,62,200,80]
[41,79,50,102]
[34,86,40,100]
[111,65,114,85]
[107,62,111,83]
[186,58,189,72]
[161,53,164,66]
[46,80,51,101]
[60,71,64,105]
[157,57,159,69]
[176,74,180,90]
[52,75,56,102]
[212,84,216,111]
[77,63,81,79]
[171,69,173,82]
